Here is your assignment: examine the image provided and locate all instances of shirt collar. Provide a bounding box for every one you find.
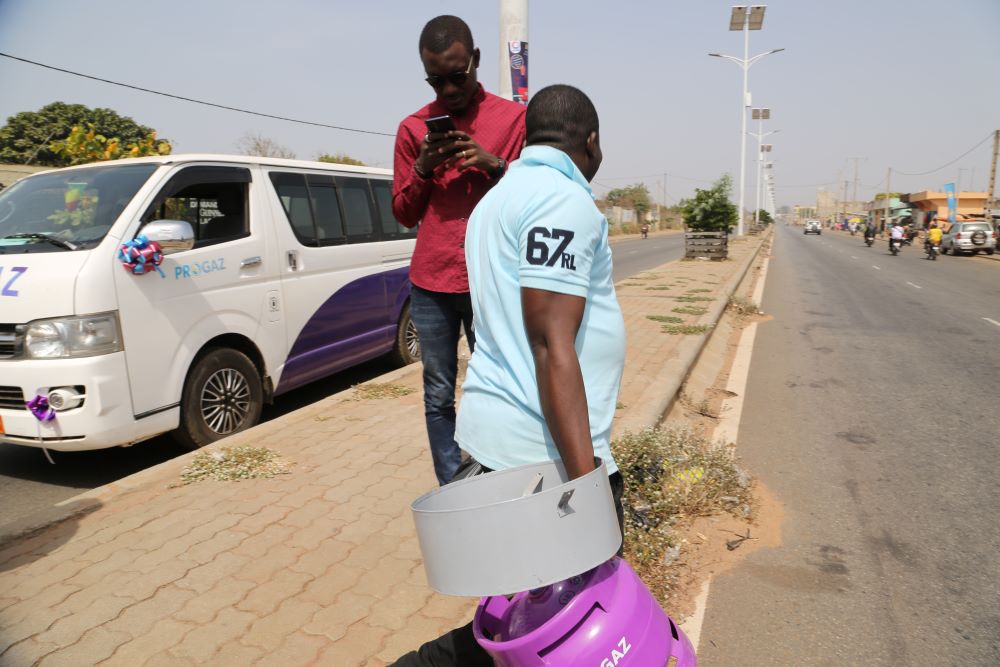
[514,145,594,199]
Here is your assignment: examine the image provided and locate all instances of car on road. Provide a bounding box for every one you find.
[804,220,821,235]
[941,221,997,256]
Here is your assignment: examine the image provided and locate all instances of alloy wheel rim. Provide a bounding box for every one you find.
[200,368,252,434]
[406,319,421,359]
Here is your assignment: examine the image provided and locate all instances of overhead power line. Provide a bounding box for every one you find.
[0,51,396,138]
[893,132,993,176]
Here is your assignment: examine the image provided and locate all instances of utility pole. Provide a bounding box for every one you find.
[884,168,892,232]
[986,129,999,222]
[849,156,863,205]
[662,172,667,218]
[842,179,849,221]
[499,0,528,103]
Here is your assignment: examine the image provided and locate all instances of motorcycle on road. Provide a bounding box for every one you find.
[926,242,939,260]
[890,239,902,256]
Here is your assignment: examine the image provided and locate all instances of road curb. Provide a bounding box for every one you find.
[613,230,771,435]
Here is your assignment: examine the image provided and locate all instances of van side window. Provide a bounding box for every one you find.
[370,179,416,240]
[270,172,348,247]
[271,172,316,245]
[335,176,377,244]
[142,166,251,248]
[308,175,345,244]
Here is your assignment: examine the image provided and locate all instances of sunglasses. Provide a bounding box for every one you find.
[425,57,475,89]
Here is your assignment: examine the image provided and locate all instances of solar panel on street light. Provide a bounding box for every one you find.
[729,5,747,30]
[748,5,767,30]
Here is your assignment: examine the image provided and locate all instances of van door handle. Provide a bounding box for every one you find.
[287,250,299,271]
[240,256,262,268]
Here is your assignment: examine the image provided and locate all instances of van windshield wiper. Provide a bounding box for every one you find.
[1,233,77,250]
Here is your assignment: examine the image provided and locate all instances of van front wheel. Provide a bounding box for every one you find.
[389,302,421,366]
[174,348,263,450]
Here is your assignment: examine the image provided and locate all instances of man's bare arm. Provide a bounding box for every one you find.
[521,286,595,480]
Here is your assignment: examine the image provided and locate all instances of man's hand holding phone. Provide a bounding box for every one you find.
[415,115,505,179]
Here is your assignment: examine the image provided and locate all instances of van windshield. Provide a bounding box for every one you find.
[0,163,158,253]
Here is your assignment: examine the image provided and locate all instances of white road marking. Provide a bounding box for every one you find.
[872,265,881,270]
[850,255,857,259]
[906,282,922,289]
[629,250,639,254]
[681,245,773,651]
[984,317,1000,327]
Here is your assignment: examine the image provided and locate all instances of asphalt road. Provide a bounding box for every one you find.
[0,231,683,528]
[698,225,1000,665]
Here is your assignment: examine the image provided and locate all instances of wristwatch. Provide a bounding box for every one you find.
[492,157,507,179]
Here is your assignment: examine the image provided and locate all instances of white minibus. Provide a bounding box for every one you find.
[0,155,418,451]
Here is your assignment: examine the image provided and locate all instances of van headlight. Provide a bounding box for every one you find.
[25,312,123,359]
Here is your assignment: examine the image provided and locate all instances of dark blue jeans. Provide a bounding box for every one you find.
[409,285,475,486]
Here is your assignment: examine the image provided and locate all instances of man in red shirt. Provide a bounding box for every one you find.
[393,15,526,486]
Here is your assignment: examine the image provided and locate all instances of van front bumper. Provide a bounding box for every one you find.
[0,353,170,451]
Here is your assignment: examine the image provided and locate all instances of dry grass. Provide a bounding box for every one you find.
[661,324,713,335]
[178,446,291,485]
[612,427,754,605]
[686,288,712,293]
[727,296,761,316]
[646,314,684,324]
[351,382,415,400]
[675,295,714,303]
[672,306,708,316]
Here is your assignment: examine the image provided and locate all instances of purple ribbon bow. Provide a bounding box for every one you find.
[26,394,56,422]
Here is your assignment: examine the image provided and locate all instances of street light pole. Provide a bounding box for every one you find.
[749,107,776,229]
[709,5,783,236]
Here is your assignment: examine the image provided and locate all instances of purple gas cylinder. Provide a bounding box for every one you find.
[473,557,696,666]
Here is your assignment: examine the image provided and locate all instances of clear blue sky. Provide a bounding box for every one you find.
[1,0,998,209]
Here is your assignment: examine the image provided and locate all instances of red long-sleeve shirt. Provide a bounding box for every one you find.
[392,85,526,293]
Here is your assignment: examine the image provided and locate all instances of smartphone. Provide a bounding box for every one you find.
[424,115,456,134]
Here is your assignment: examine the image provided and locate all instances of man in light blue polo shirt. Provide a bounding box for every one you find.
[392,84,625,667]
[456,83,625,486]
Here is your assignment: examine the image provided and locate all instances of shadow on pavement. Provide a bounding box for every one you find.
[0,497,101,572]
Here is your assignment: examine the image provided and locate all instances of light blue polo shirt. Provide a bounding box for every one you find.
[456,145,626,474]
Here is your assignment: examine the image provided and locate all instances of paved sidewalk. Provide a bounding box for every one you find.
[0,235,766,667]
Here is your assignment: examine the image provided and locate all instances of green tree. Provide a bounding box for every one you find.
[606,183,651,219]
[755,209,774,225]
[678,175,738,232]
[317,153,365,166]
[0,102,166,166]
[50,123,171,166]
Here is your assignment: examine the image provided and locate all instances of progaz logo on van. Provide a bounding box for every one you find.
[1,265,28,296]
[173,258,226,280]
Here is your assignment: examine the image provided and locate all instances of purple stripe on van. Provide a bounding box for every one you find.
[276,267,411,395]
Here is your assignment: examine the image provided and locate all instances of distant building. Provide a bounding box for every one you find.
[903,191,990,230]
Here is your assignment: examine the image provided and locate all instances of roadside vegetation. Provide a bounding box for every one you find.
[727,296,761,317]
[178,446,291,485]
[612,427,754,605]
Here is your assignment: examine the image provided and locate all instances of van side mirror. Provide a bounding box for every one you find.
[139,220,195,255]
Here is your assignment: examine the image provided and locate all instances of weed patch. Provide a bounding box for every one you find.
[661,324,713,335]
[612,427,753,604]
[727,296,760,316]
[672,306,708,316]
[675,295,714,303]
[646,315,684,324]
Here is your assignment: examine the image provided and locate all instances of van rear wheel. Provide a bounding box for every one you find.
[173,348,263,450]
[389,302,421,366]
